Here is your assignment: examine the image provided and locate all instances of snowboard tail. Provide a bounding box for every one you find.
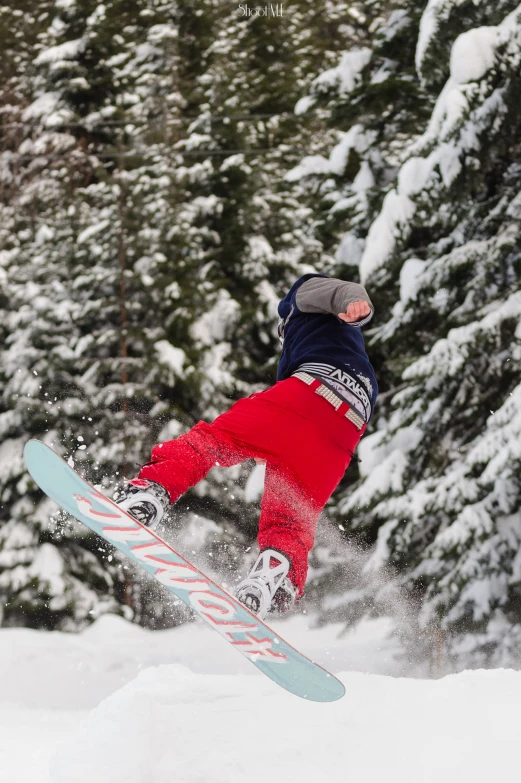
[24,439,345,703]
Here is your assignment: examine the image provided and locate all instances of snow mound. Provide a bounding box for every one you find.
[50,666,521,783]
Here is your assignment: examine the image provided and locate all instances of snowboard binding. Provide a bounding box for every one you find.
[234,549,297,620]
[114,479,170,529]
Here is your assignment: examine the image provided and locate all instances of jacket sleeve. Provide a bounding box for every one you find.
[295,276,374,327]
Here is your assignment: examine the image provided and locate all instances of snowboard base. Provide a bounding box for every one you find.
[24,439,345,702]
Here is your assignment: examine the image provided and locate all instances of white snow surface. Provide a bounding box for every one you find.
[0,613,520,781]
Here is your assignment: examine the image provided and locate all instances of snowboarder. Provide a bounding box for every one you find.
[115,273,377,619]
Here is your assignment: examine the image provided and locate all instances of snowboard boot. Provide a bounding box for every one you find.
[114,478,170,530]
[234,549,298,620]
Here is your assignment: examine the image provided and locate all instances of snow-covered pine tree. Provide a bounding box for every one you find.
[357,1,521,671]
[280,0,431,620]
[0,0,357,629]
[0,0,197,629]
[289,0,521,670]
[168,0,348,408]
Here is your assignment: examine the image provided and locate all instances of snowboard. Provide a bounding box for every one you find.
[24,440,345,703]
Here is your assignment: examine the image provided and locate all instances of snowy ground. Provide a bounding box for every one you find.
[0,613,519,782]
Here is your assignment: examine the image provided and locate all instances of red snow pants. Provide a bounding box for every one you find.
[138,377,365,595]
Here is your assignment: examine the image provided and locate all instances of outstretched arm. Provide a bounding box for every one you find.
[295,277,374,326]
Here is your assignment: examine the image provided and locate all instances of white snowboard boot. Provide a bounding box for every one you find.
[234,549,298,620]
[114,479,170,529]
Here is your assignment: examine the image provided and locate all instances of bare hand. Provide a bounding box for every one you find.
[338,300,371,323]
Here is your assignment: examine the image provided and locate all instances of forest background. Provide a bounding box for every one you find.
[2,0,521,675]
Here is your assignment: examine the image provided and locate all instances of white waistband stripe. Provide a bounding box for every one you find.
[292,372,365,430]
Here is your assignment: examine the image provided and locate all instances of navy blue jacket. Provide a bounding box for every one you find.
[277,274,378,421]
